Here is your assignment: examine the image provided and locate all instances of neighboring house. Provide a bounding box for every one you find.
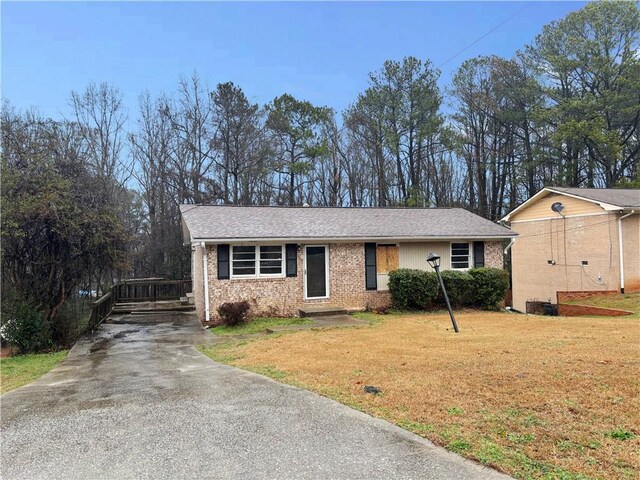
[502,187,640,313]
[180,205,515,321]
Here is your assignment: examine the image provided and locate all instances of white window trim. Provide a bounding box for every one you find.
[230,244,285,279]
[303,245,330,300]
[450,242,472,270]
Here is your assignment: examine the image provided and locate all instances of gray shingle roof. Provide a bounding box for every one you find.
[547,187,640,208]
[180,205,516,242]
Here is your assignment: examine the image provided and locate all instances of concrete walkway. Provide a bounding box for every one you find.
[1,313,510,480]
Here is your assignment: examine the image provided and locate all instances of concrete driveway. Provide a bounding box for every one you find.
[1,313,509,480]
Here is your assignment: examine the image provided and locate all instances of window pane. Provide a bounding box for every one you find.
[232,246,256,275]
[260,266,282,275]
[451,243,469,269]
[260,260,280,267]
[259,246,282,275]
[233,246,256,260]
[233,264,256,275]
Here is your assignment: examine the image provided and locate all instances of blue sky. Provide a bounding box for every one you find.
[2,1,586,121]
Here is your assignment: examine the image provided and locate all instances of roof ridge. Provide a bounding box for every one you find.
[181,204,461,210]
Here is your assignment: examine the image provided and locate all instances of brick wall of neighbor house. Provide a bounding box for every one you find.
[484,241,504,268]
[201,243,390,320]
[511,213,622,313]
[622,213,640,292]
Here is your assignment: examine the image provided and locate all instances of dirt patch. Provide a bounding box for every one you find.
[1,345,15,358]
[211,311,640,480]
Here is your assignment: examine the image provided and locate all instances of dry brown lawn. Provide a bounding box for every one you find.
[200,311,639,480]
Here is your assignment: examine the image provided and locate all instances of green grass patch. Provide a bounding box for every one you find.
[197,340,245,363]
[449,439,472,453]
[1,350,68,394]
[245,364,289,379]
[208,317,312,336]
[604,429,636,441]
[397,419,435,434]
[351,311,389,324]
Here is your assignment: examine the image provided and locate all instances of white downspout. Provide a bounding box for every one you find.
[504,238,516,255]
[618,210,635,294]
[201,242,210,322]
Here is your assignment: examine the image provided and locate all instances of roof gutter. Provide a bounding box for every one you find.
[618,210,635,293]
[191,235,517,244]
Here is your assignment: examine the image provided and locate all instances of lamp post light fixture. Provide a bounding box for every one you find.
[427,253,460,333]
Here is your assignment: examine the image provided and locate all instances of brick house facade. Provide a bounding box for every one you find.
[181,205,514,322]
[192,240,505,321]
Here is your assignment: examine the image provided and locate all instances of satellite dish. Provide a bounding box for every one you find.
[551,202,565,213]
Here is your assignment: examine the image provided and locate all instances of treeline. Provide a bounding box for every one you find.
[1,1,638,349]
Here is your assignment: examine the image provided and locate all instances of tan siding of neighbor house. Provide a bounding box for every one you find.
[622,213,640,292]
[511,213,623,312]
[201,243,390,320]
[510,193,605,222]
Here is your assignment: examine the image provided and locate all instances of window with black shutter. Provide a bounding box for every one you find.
[285,244,297,277]
[217,244,230,279]
[474,241,485,268]
[364,243,377,290]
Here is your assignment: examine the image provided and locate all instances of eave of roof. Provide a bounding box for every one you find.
[501,187,637,222]
[188,234,516,244]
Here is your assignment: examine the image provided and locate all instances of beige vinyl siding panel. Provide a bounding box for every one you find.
[511,193,604,222]
[377,273,390,291]
[399,242,451,271]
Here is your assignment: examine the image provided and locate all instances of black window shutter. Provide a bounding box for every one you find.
[285,244,297,277]
[474,241,485,268]
[364,243,377,290]
[217,244,230,279]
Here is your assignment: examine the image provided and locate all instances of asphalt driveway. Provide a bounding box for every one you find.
[1,313,509,480]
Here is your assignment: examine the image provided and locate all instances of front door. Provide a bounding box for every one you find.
[305,246,328,299]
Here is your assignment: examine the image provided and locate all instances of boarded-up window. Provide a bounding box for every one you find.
[376,245,399,273]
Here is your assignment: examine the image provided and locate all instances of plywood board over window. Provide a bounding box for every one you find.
[377,244,399,273]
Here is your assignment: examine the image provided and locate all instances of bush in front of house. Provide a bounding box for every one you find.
[388,267,509,311]
[439,270,474,307]
[217,300,252,326]
[388,269,439,310]
[1,301,52,354]
[468,267,510,311]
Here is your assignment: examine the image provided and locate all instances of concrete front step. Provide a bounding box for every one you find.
[298,305,348,317]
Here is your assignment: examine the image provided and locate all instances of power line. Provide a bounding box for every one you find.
[437,3,531,70]
[513,216,617,240]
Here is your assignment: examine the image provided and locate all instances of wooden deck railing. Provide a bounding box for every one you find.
[113,279,192,302]
[88,289,116,331]
[88,279,192,329]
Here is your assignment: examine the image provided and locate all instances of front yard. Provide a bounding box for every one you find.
[199,311,639,480]
[0,350,68,394]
